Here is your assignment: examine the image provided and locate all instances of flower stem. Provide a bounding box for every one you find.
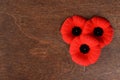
[84,66,86,72]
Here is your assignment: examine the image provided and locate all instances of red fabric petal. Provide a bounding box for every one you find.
[101,26,114,46]
[82,20,94,35]
[69,35,101,66]
[60,15,86,44]
[83,16,114,48]
[91,16,110,29]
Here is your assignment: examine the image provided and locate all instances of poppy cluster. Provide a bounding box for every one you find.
[60,15,113,66]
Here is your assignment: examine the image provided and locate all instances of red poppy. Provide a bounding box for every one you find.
[69,35,101,66]
[60,15,86,44]
[83,16,114,48]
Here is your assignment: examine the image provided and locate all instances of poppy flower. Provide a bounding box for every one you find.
[60,15,86,44]
[69,35,101,66]
[83,16,114,48]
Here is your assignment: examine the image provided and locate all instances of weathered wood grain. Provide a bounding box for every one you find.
[0,0,120,80]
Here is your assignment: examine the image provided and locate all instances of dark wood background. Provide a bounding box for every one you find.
[0,0,120,80]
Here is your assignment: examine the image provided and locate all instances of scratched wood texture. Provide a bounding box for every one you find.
[0,0,120,80]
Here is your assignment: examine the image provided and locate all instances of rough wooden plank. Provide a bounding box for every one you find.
[0,0,120,80]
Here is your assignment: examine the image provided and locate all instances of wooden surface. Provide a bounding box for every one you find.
[0,0,120,80]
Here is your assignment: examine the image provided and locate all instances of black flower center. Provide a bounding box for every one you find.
[80,44,90,54]
[72,26,81,36]
[93,27,103,36]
